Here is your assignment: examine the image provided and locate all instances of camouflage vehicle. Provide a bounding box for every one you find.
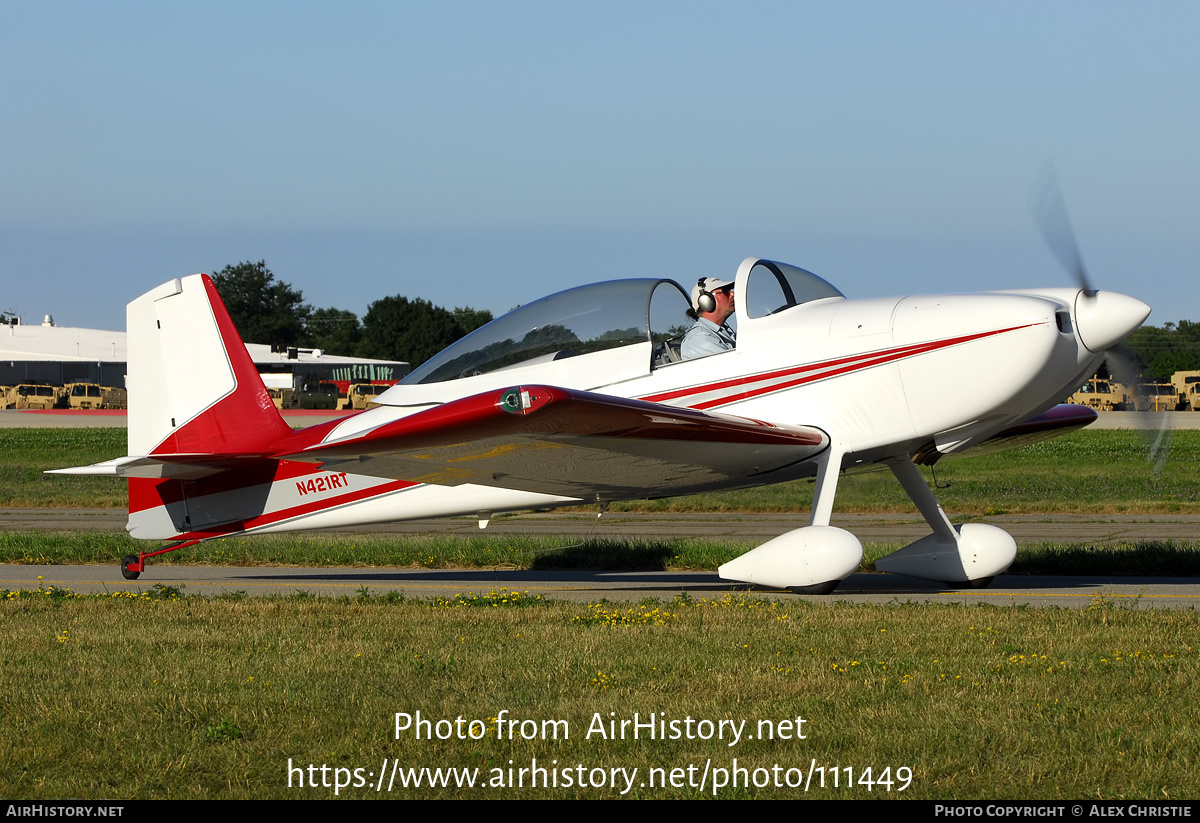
[1136,382,1185,412]
[295,380,339,410]
[2,384,60,410]
[1064,378,1133,411]
[62,382,127,409]
[267,387,296,410]
[337,382,389,411]
[63,382,103,409]
[105,386,128,409]
[1170,370,1200,411]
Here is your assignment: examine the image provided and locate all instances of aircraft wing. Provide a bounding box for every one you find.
[975,403,1098,451]
[276,385,831,499]
[912,403,1099,465]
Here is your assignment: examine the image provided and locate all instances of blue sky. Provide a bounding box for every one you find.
[3,2,1196,331]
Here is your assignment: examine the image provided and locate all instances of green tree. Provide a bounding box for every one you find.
[452,306,493,335]
[305,307,361,356]
[1126,320,1200,382]
[359,296,470,366]
[211,261,310,346]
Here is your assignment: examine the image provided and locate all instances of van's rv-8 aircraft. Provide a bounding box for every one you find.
[54,257,1150,593]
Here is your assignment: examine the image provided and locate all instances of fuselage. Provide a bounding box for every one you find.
[331,258,1138,470]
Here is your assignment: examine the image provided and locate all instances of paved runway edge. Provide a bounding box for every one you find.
[4,564,1199,609]
[5,508,1200,542]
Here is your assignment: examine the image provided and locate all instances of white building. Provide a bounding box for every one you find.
[0,316,407,390]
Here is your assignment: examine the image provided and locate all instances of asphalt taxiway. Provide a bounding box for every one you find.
[4,507,1199,543]
[3,509,1197,608]
[3,563,1196,609]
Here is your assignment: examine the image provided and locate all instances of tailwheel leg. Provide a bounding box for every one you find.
[120,554,144,580]
[122,537,208,580]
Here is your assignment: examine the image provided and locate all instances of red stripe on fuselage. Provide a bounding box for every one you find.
[128,458,388,515]
[641,324,1038,409]
[166,478,419,542]
[128,459,330,513]
[135,475,420,542]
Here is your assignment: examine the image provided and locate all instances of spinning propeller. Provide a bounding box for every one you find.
[1032,163,1150,353]
[1031,162,1096,299]
[1031,162,1165,467]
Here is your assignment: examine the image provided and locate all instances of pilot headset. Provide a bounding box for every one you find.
[695,277,734,314]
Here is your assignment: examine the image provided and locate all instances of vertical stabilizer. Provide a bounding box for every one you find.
[127,274,292,456]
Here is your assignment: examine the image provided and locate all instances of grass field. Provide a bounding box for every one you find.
[1,428,128,508]
[6,427,1200,514]
[2,586,1197,799]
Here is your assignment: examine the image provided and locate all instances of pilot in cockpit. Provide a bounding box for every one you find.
[681,277,737,359]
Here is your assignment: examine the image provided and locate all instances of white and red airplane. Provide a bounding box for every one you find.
[53,256,1149,593]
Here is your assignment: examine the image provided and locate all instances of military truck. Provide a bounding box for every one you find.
[1065,378,1134,411]
[267,387,296,410]
[1170,370,1200,411]
[337,382,389,411]
[1136,382,1185,412]
[2,384,60,409]
[61,382,126,409]
[295,380,339,410]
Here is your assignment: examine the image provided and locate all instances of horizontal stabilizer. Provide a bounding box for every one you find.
[48,455,235,480]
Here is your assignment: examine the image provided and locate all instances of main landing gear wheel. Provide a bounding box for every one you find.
[945,577,993,589]
[788,580,840,595]
[121,555,141,581]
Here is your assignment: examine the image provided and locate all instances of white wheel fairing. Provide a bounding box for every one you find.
[718,526,863,589]
[875,523,1016,583]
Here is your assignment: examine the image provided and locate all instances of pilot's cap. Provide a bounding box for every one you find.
[692,277,734,310]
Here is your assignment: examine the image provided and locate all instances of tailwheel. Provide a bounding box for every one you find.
[788,580,840,595]
[121,554,142,581]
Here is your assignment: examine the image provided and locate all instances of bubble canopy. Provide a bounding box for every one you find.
[401,261,845,386]
[403,279,690,385]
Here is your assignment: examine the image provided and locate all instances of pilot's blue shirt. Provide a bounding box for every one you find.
[681,318,736,359]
